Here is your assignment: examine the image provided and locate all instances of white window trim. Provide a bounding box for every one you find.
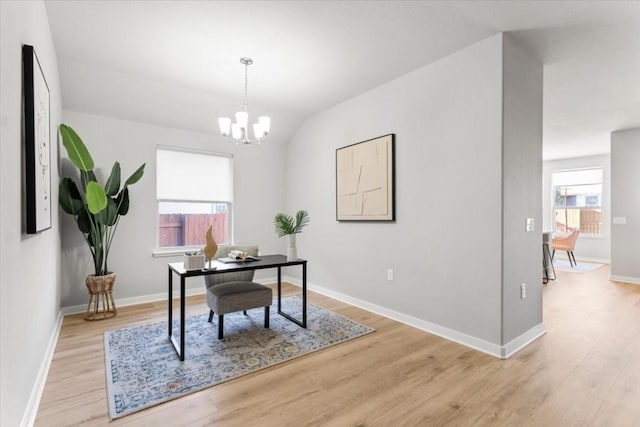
[155,146,234,253]
[550,167,604,237]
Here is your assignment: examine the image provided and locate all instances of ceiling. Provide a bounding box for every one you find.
[44,1,640,159]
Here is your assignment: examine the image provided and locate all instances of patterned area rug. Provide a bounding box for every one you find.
[553,259,606,273]
[104,297,374,419]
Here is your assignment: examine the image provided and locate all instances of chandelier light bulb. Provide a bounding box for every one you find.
[253,123,264,140]
[231,123,242,140]
[258,116,271,134]
[218,117,231,136]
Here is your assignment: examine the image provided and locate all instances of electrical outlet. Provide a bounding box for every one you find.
[521,283,526,299]
[387,269,394,281]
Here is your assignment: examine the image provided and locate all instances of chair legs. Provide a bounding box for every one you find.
[265,306,270,329]
[209,309,225,340]
[552,249,578,267]
[212,307,270,339]
[218,315,224,339]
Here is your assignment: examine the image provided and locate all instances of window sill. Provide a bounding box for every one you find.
[579,234,606,240]
[152,249,187,258]
[152,245,234,258]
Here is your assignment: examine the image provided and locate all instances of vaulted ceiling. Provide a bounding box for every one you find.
[45,1,640,159]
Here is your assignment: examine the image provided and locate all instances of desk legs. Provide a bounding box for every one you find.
[168,268,186,361]
[168,268,172,337]
[169,260,307,361]
[543,242,556,283]
[277,267,282,313]
[276,263,307,328]
[302,262,307,327]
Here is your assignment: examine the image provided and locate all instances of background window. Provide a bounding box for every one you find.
[552,168,603,235]
[156,147,233,248]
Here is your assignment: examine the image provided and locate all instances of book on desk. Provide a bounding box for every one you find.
[217,250,261,263]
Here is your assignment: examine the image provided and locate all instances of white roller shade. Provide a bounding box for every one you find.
[552,168,602,186]
[156,147,233,202]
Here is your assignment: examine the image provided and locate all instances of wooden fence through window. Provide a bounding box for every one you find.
[554,208,601,234]
[159,213,227,247]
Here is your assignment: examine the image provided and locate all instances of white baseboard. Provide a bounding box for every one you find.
[282,276,544,359]
[61,287,207,316]
[609,275,640,285]
[502,323,547,358]
[60,276,286,316]
[553,254,610,264]
[578,257,610,264]
[21,311,64,427]
[59,275,546,362]
[255,276,278,286]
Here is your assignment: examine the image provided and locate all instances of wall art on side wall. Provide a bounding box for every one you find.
[23,44,51,233]
[336,134,395,221]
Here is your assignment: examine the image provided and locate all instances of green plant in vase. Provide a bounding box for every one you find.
[58,124,145,319]
[274,210,310,261]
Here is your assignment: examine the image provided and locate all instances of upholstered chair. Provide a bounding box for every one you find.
[552,229,580,267]
[204,245,272,339]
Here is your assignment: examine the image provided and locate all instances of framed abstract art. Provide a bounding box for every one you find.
[23,44,51,233]
[336,134,395,221]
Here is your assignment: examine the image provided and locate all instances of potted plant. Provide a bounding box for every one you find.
[274,210,310,261]
[58,124,145,320]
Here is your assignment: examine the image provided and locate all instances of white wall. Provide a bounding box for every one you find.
[610,128,640,283]
[0,2,62,426]
[285,33,542,355]
[542,154,611,262]
[56,58,306,149]
[60,111,287,308]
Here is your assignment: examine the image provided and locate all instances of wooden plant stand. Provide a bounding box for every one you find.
[85,273,117,320]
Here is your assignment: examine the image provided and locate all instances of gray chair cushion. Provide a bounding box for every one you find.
[207,281,272,315]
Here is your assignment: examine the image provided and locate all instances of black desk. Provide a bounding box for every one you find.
[168,255,307,360]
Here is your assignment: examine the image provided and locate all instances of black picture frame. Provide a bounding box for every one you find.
[23,44,51,233]
[336,134,395,221]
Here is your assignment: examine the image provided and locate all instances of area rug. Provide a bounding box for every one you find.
[104,296,374,419]
[553,259,606,273]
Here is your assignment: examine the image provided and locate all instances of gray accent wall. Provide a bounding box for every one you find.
[286,33,543,353]
[0,2,63,426]
[610,128,640,282]
[501,35,544,344]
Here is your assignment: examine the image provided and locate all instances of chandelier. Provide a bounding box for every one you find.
[218,57,270,145]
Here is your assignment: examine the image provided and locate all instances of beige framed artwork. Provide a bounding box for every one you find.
[336,134,395,221]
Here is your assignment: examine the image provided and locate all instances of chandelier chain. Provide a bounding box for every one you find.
[243,61,249,111]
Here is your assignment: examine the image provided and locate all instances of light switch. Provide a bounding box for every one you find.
[526,218,535,232]
[613,216,627,225]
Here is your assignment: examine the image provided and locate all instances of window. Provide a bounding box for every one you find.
[156,147,233,249]
[552,168,603,235]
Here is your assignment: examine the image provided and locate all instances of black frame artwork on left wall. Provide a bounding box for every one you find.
[23,44,51,233]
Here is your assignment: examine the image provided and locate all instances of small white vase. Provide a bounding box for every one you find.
[287,234,297,261]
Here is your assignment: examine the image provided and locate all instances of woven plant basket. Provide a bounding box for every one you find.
[85,272,117,320]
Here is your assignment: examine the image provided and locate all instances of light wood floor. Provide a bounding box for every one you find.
[36,265,640,426]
